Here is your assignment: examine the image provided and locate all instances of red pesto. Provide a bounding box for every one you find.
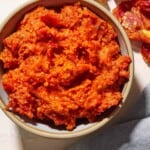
[0,3,131,130]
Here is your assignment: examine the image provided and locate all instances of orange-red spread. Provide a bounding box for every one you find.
[0,3,131,130]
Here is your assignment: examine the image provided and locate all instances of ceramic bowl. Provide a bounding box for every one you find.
[0,0,134,139]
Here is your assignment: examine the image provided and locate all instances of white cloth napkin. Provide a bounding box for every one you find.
[69,83,150,150]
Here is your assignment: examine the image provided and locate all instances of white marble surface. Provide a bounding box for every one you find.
[0,0,150,150]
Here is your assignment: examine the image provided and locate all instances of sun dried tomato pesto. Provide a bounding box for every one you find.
[0,3,131,130]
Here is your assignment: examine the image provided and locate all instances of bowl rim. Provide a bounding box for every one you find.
[0,0,134,139]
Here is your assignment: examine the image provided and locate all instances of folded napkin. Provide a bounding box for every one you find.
[69,83,150,150]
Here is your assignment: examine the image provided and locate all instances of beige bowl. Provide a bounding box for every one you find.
[0,0,134,139]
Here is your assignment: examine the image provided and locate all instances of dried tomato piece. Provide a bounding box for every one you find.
[141,43,150,62]
[136,0,150,18]
[113,0,136,19]
[113,0,150,64]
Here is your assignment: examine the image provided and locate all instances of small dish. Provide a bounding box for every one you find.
[0,0,133,139]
